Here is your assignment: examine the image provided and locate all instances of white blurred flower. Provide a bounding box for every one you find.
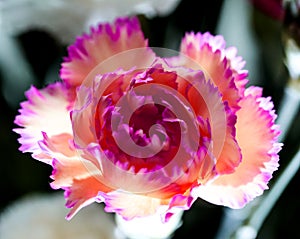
[115,209,183,239]
[0,193,116,239]
[0,0,181,43]
[285,38,300,80]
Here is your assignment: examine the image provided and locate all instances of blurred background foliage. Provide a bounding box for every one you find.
[0,0,299,238]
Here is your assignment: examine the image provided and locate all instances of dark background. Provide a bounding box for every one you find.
[1,0,299,238]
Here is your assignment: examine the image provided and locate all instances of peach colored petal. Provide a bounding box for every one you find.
[50,155,101,191]
[100,190,162,220]
[33,132,75,164]
[181,69,241,177]
[39,133,76,158]
[65,176,112,220]
[14,82,73,163]
[60,16,155,88]
[193,86,282,208]
[70,86,95,148]
[81,143,194,200]
[42,138,114,220]
[50,156,96,190]
[35,131,103,189]
[101,189,196,223]
[214,104,241,175]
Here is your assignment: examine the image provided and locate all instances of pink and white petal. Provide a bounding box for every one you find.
[100,190,162,220]
[164,194,196,222]
[168,32,249,110]
[193,32,249,95]
[170,33,238,108]
[14,82,73,163]
[60,16,155,88]
[193,86,282,208]
[224,46,249,95]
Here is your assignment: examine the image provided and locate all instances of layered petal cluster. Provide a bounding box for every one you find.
[14,16,282,222]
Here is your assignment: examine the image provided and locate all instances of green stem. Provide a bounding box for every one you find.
[276,86,300,142]
[234,147,300,239]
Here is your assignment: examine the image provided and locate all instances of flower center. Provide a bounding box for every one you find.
[129,104,166,146]
[95,98,181,173]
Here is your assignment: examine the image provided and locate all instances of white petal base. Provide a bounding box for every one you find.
[114,209,183,239]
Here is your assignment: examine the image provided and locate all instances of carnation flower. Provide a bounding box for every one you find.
[14,16,282,223]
